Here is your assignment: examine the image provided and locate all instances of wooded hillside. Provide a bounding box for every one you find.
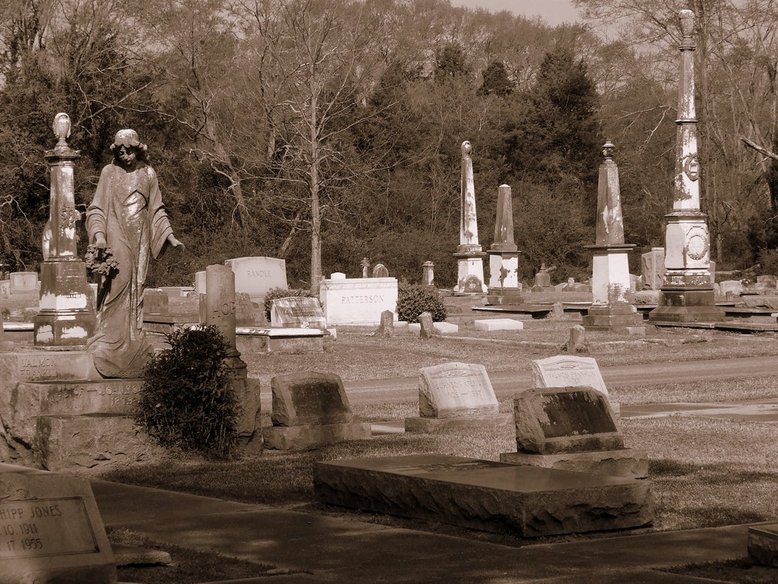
[2,0,777,287]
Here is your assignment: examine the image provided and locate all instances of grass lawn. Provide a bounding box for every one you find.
[102,315,778,581]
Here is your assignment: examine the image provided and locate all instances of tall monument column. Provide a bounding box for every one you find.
[34,113,96,347]
[453,141,486,294]
[487,184,522,305]
[583,142,643,333]
[649,10,724,323]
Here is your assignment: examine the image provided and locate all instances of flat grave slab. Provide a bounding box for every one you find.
[473,318,524,332]
[270,296,327,329]
[748,522,778,567]
[407,321,459,335]
[314,454,653,537]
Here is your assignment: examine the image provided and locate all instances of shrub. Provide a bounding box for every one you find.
[263,287,316,321]
[136,325,239,459]
[396,283,447,323]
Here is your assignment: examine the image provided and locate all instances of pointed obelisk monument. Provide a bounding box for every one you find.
[453,141,486,294]
[487,184,522,304]
[583,142,643,332]
[649,10,724,323]
[34,113,96,346]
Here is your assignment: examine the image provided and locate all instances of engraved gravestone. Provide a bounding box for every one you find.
[264,372,370,450]
[270,297,326,329]
[513,387,623,454]
[418,362,498,418]
[532,355,608,396]
[270,372,353,427]
[0,464,116,583]
[225,256,287,303]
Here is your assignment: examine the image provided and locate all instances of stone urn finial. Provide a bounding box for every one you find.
[679,9,695,43]
[602,140,615,160]
[52,113,71,149]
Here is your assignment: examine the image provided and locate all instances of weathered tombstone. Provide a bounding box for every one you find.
[563,324,588,353]
[235,292,265,326]
[422,261,435,287]
[263,372,371,450]
[500,387,648,478]
[374,310,395,337]
[205,265,261,447]
[372,263,389,278]
[418,311,435,339]
[405,362,511,432]
[0,463,116,582]
[360,257,370,278]
[549,302,564,320]
[224,256,287,303]
[641,248,665,290]
[142,288,168,316]
[9,272,38,294]
[511,387,622,454]
[532,355,608,397]
[194,270,207,294]
[270,296,326,329]
[534,265,553,288]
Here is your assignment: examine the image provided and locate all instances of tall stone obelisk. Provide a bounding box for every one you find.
[487,184,522,304]
[649,10,724,323]
[453,141,486,294]
[583,142,643,332]
[34,113,96,347]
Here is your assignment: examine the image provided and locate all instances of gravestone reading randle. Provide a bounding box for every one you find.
[270,296,326,329]
[263,372,370,450]
[0,463,116,583]
[500,386,648,478]
[404,362,511,432]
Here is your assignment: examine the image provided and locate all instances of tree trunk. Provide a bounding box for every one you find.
[309,91,322,292]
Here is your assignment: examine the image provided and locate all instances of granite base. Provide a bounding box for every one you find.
[263,421,371,451]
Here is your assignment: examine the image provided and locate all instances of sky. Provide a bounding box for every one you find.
[448,0,582,26]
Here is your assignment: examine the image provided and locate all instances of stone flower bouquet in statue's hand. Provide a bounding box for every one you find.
[85,244,119,309]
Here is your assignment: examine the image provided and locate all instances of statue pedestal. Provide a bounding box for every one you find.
[0,350,163,471]
[487,251,522,305]
[453,247,486,295]
[649,211,724,323]
[583,303,645,333]
[585,244,633,305]
[34,259,95,347]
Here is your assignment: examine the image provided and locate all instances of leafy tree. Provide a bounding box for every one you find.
[478,60,513,97]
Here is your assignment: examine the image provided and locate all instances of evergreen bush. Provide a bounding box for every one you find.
[396,283,447,323]
[136,325,239,459]
[263,287,316,321]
